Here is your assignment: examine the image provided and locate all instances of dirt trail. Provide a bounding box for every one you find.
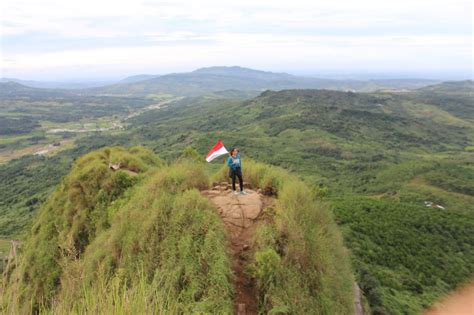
[202,183,271,315]
[424,281,474,315]
[353,282,364,315]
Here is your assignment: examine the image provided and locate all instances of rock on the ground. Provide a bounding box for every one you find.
[202,189,263,233]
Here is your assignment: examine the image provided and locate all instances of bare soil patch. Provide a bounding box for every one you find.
[202,183,273,315]
[424,281,474,315]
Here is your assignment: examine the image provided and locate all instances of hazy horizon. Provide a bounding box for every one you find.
[1,0,472,81]
[1,66,472,83]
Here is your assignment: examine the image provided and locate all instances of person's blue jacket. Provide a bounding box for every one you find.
[227,153,242,171]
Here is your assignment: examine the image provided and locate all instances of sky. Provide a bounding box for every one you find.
[1,0,472,80]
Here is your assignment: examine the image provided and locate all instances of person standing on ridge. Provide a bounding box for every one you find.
[227,148,247,195]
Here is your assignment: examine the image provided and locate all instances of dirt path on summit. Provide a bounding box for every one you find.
[202,183,272,315]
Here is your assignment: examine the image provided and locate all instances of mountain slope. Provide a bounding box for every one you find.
[413,81,474,119]
[1,85,472,314]
[418,80,474,94]
[1,147,354,314]
[121,88,473,313]
[129,88,472,165]
[1,147,165,311]
[0,81,43,95]
[0,81,75,97]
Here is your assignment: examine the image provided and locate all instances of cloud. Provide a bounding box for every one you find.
[1,0,472,79]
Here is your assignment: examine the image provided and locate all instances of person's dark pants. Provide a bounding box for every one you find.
[231,168,243,191]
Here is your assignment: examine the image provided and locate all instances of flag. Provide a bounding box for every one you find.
[206,140,228,162]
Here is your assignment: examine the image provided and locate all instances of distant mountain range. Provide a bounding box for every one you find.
[0,81,74,97]
[89,66,441,96]
[2,71,472,105]
[118,74,160,84]
[2,66,441,96]
[0,78,115,89]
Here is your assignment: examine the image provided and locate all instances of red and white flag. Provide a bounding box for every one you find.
[206,140,228,162]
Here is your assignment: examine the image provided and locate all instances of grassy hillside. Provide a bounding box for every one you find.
[213,160,354,314]
[120,86,474,313]
[126,89,472,191]
[413,80,474,120]
[1,147,164,311]
[1,147,354,314]
[0,83,472,313]
[0,138,130,238]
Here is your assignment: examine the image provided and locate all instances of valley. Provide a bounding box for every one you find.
[0,83,181,164]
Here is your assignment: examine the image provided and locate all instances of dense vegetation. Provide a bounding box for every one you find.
[0,117,40,135]
[0,93,153,124]
[333,197,474,314]
[0,155,70,237]
[1,147,354,314]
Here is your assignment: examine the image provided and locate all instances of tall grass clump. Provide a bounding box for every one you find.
[1,148,233,314]
[1,146,162,313]
[215,159,355,314]
[64,161,233,313]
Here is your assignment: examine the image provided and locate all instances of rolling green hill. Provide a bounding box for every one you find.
[413,80,474,120]
[0,81,472,314]
[418,80,474,94]
[126,88,472,187]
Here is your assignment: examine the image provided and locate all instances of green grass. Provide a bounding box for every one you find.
[145,93,175,100]
[40,116,119,130]
[1,148,355,314]
[0,133,40,145]
[0,239,11,275]
[214,159,355,314]
[1,148,234,314]
[47,171,233,314]
[0,239,10,258]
